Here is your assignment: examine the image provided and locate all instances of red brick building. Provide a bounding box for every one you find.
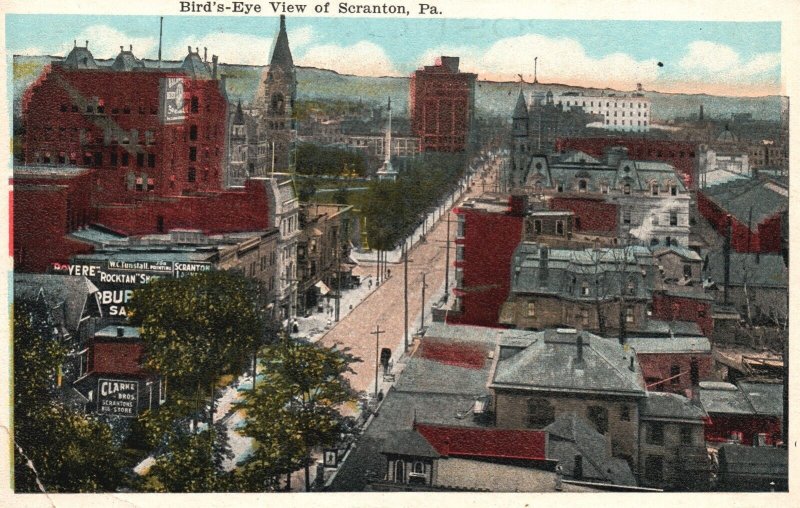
[549,195,618,233]
[627,337,712,394]
[448,195,523,327]
[651,290,714,338]
[410,56,476,153]
[555,137,697,188]
[696,178,787,254]
[15,44,274,272]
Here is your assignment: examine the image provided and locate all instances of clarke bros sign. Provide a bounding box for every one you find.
[97,378,139,417]
[160,76,186,124]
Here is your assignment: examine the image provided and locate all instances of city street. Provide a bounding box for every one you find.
[317,156,501,397]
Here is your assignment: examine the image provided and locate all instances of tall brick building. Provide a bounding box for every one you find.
[409,56,476,152]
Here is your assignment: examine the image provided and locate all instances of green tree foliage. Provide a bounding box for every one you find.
[295,142,367,177]
[145,426,234,492]
[360,152,466,249]
[127,271,267,422]
[13,306,125,492]
[236,336,360,490]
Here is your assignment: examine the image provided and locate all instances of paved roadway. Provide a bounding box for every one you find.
[318,157,501,396]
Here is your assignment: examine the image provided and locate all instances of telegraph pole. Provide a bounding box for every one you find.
[444,210,451,302]
[419,272,428,333]
[370,325,385,398]
[403,240,409,351]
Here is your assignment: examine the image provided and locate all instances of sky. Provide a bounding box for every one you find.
[6,14,782,96]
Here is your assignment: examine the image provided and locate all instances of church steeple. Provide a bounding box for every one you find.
[269,15,294,70]
[512,89,529,138]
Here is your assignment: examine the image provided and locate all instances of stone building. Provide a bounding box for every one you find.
[259,15,296,172]
[490,329,646,471]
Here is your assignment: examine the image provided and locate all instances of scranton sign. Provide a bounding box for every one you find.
[50,260,213,318]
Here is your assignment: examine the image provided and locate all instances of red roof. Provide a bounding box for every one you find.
[415,423,547,461]
[419,341,486,370]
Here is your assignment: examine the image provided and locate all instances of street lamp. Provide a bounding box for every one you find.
[370,324,385,399]
[419,272,429,334]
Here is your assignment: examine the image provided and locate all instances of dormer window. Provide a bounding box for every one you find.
[623,184,631,195]
[578,179,588,192]
[651,183,659,196]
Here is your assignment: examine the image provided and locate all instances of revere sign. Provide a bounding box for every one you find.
[97,378,139,417]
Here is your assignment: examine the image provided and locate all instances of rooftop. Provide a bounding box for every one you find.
[640,392,707,421]
[628,336,711,354]
[414,423,547,461]
[491,330,646,397]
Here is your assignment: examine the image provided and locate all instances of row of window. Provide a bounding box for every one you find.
[605,120,648,127]
[57,96,204,115]
[559,100,649,109]
[524,302,636,323]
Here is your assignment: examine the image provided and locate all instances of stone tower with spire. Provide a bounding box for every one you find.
[261,15,297,172]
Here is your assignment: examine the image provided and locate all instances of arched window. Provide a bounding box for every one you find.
[395,461,405,483]
[413,461,424,474]
[578,179,588,192]
[271,93,285,115]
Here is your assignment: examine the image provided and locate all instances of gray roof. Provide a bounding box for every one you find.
[69,226,128,246]
[704,251,787,288]
[628,336,710,354]
[381,430,440,458]
[510,242,657,301]
[653,245,701,261]
[491,331,646,397]
[14,273,99,332]
[718,445,787,477]
[181,50,211,78]
[94,325,140,340]
[639,319,702,337]
[640,392,706,421]
[111,49,144,71]
[544,413,636,486]
[701,178,788,226]
[394,357,491,396]
[738,382,783,416]
[423,322,528,345]
[698,382,754,415]
[63,45,98,69]
[73,249,213,264]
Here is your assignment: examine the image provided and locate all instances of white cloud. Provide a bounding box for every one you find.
[419,34,660,88]
[298,41,400,77]
[289,26,315,50]
[678,40,779,79]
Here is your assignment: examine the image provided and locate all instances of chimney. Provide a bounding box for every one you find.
[117,326,125,338]
[204,47,207,62]
[212,55,218,80]
[74,40,77,47]
[120,45,124,52]
[188,45,192,54]
[699,104,704,121]
[576,333,584,364]
[85,40,89,48]
[629,356,635,372]
[129,44,132,52]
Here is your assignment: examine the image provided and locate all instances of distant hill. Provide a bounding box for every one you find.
[12,55,783,123]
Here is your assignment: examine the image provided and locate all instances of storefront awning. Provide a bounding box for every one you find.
[314,280,331,295]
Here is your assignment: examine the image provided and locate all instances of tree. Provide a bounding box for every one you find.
[127,271,267,430]
[13,305,125,492]
[236,335,360,491]
[145,425,233,493]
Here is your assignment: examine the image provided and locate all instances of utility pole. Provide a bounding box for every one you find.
[444,210,451,302]
[370,325,385,398]
[404,240,409,351]
[419,272,429,333]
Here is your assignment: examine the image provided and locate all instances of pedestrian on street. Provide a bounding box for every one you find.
[368,279,373,290]
[387,269,391,278]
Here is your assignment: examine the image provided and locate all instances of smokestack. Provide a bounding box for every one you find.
[188,45,192,54]
[699,104,704,121]
[204,47,207,62]
[212,55,218,80]
[85,40,89,48]
[129,44,132,52]
[158,17,163,66]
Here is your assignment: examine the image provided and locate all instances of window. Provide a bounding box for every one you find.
[581,309,589,325]
[190,125,198,140]
[136,153,145,167]
[527,302,536,317]
[600,183,609,194]
[121,152,129,166]
[652,214,659,226]
[190,96,199,113]
[683,264,692,279]
[93,152,102,166]
[669,211,678,227]
[574,455,584,480]
[527,398,556,428]
[620,405,631,421]
[651,183,659,196]
[670,185,678,196]
[148,154,156,168]
[534,219,542,234]
[555,220,564,235]
[455,245,464,261]
[188,167,196,182]
[623,184,631,195]
[647,422,664,445]
[578,179,587,192]
[557,183,564,192]
[625,307,635,323]
[670,364,681,385]
[681,426,694,445]
[581,283,590,296]
[147,178,155,192]
[622,209,631,225]
[587,406,608,435]
[413,461,424,474]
